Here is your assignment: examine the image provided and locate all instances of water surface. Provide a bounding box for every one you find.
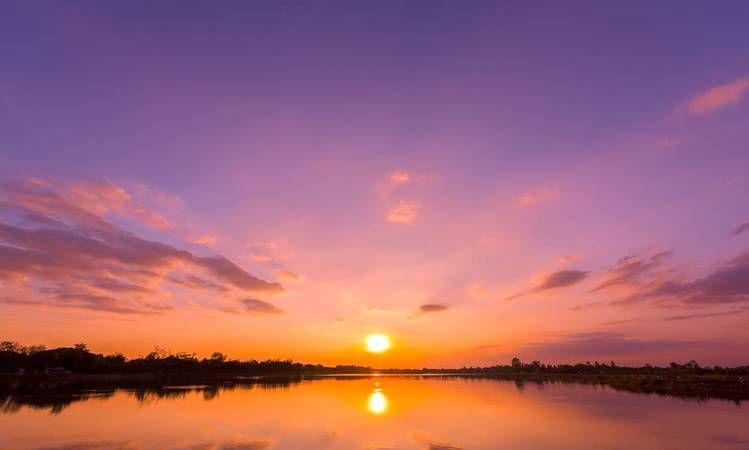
[2,376,747,450]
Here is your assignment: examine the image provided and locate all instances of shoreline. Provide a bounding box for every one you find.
[2,371,747,404]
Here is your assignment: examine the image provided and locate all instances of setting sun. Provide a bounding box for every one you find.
[365,334,391,353]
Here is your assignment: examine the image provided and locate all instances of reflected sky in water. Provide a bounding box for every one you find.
[1,377,748,450]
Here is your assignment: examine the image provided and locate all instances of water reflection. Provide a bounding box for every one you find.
[2,376,748,450]
[367,382,387,415]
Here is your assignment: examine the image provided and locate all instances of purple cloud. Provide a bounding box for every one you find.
[605,251,749,307]
[506,270,588,300]
[242,298,284,315]
[0,178,282,315]
[733,220,749,236]
[591,251,672,292]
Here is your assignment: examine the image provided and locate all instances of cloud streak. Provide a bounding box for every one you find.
[688,76,749,115]
[732,220,749,236]
[387,200,417,224]
[411,303,449,318]
[242,298,284,315]
[598,250,749,307]
[506,270,588,300]
[0,178,282,315]
[591,251,672,292]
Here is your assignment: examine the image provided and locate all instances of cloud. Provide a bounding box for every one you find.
[246,242,283,266]
[167,275,228,292]
[242,298,284,315]
[387,200,417,224]
[0,178,282,315]
[591,251,672,292]
[411,303,449,317]
[506,270,588,300]
[189,234,217,248]
[197,257,281,293]
[276,269,300,281]
[688,76,749,115]
[557,255,578,265]
[538,270,588,289]
[732,220,749,236]
[638,252,749,305]
[598,250,749,307]
[389,170,410,185]
[250,252,273,262]
[664,308,745,321]
[32,178,173,230]
[571,301,602,311]
[419,303,449,313]
[515,187,556,207]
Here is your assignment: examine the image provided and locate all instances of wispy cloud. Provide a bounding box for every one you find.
[591,251,672,292]
[598,249,749,307]
[242,298,284,315]
[557,255,578,265]
[732,220,749,236]
[0,178,282,316]
[389,170,410,185]
[276,269,301,281]
[505,270,588,300]
[664,308,745,321]
[189,234,217,248]
[246,241,284,266]
[387,200,417,224]
[411,303,449,318]
[688,76,749,115]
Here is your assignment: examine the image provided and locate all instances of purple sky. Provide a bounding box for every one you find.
[1,1,748,366]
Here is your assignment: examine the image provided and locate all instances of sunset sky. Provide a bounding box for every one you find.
[1,1,748,367]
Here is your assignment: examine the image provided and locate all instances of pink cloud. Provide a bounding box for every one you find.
[66,179,172,230]
[557,255,578,265]
[387,199,418,224]
[0,178,282,315]
[688,76,749,115]
[389,170,411,185]
[189,234,217,248]
[276,269,301,281]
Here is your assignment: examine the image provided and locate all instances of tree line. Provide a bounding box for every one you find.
[1,341,747,376]
[0,341,370,375]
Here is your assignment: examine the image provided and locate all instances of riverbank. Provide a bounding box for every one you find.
[2,371,747,405]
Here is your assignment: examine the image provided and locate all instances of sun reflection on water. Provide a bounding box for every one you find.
[368,383,388,415]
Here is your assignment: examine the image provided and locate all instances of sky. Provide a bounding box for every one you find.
[1,1,748,367]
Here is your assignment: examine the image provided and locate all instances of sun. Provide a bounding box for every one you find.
[365,334,391,353]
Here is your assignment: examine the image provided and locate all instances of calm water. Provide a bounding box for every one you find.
[1,376,748,450]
